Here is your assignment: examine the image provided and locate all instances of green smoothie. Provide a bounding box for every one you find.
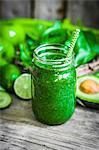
[32,44,76,125]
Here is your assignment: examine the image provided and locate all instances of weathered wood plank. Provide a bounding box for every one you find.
[0,94,99,150]
[77,58,99,77]
[34,0,65,20]
[0,0,31,18]
[67,0,99,28]
[0,140,51,150]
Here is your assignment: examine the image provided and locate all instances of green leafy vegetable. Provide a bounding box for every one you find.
[41,21,68,44]
[74,31,98,67]
[19,43,32,67]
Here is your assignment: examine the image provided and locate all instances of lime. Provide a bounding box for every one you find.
[0,64,21,92]
[0,57,8,67]
[0,39,15,62]
[14,73,32,99]
[0,24,25,45]
[0,91,12,109]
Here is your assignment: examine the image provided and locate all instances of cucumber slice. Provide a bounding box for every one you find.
[0,85,5,91]
[14,73,32,100]
[94,71,99,78]
[0,91,12,109]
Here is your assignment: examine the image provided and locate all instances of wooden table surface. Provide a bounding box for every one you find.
[0,95,99,150]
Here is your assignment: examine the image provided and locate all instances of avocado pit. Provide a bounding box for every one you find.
[80,79,99,94]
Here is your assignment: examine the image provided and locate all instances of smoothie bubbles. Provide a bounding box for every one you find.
[31,29,80,125]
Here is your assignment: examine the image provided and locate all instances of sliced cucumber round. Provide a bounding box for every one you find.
[94,71,99,78]
[0,85,5,91]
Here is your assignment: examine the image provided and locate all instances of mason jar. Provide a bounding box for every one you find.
[31,44,76,125]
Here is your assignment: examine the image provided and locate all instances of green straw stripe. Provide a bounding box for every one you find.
[66,29,80,59]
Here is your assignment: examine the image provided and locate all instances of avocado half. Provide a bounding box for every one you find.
[76,75,99,106]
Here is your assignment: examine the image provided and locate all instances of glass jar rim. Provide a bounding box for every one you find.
[33,44,74,70]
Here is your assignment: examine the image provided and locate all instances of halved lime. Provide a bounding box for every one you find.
[0,91,12,109]
[14,73,32,100]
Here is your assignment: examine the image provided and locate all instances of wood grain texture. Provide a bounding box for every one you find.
[34,0,65,20]
[76,58,99,77]
[0,0,99,29]
[0,0,31,18]
[67,0,99,29]
[0,94,99,150]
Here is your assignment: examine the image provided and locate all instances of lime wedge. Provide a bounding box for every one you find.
[14,73,32,100]
[0,91,12,109]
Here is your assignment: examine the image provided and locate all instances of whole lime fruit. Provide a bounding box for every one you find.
[0,24,25,45]
[0,57,8,68]
[0,39,15,62]
[0,64,21,92]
